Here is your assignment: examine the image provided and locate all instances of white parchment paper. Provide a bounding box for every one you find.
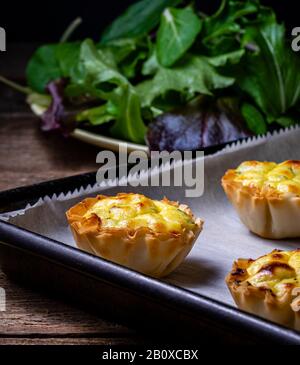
[3,126,300,307]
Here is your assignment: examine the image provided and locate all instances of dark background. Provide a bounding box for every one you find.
[0,0,298,43]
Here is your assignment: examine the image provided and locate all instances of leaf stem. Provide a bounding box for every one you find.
[60,17,82,43]
[0,75,31,94]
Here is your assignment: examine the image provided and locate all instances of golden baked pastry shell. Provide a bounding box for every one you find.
[66,195,203,278]
[226,258,300,330]
[222,170,300,239]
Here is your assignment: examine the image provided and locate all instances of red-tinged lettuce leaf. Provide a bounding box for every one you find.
[146,98,252,151]
[41,79,70,133]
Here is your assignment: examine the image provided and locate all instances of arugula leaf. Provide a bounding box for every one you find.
[202,0,259,48]
[103,37,150,79]
[207,49,244,66]
[238,22,300,119]
[26,45,61,93]
[101,38,138,63]
[67,39,126,98]
[120,50,148,79]
[110,84,147,143]
[137,53,236,107]
[142,51,159,76]
[100,0,183,44]
[241,102,267,134]
[156,6,202,67]
[76,103,116,126]
[69,39,146,143]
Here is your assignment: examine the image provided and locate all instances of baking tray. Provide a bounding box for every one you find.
[0,168,300,345]
[2,127,300,344]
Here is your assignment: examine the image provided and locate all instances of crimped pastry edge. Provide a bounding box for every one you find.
[226,258,300,330]
[222,170,300,239]
[66,194,203,278]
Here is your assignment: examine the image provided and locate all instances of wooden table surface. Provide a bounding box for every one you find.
[0,45,148,345]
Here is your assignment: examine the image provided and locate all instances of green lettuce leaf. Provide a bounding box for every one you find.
[207,49,245,66]
[110,84,147,143]
[241,102,267,134]
[99,37,150,79]
[276,115,298,128]
[26,45,61,93]
[66,39,125,99]
[26,42,81,93]
[56,42,81,78]
[238,22,300,120]
[156,6,202,67]
[76,103,116,126]
[69,39,146,143]
[202,0,259,50]
[100,0,183,44]
[137,53,236,107]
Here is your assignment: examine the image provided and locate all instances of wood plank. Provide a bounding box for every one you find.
[0,337,140,345]
[0,115,99,191]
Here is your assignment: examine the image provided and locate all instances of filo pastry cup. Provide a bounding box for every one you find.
[222,160,300,239]
[66,193,203,278]
[226,249,300,330]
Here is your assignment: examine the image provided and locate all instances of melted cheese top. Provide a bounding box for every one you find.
[233,160,300,196]
[84,193,195,232]
[247,250,300,296]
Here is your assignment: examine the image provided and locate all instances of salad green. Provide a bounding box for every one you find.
[156,6,202,67]
[1,0,299,146]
